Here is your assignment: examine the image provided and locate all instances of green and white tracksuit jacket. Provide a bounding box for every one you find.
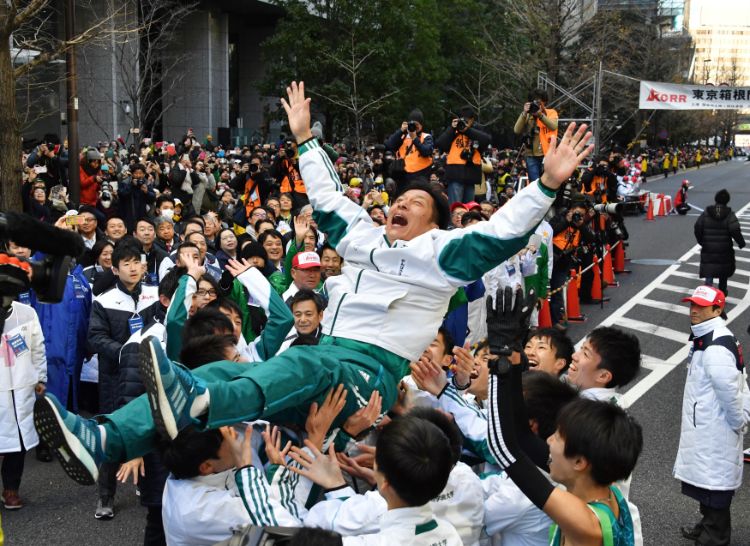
[297,138,557,364]
[164,268,293,362]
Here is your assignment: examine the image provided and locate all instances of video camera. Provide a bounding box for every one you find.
[0,212,84,306]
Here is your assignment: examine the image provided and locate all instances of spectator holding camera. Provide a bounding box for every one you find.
[385,108,434,186]
[436,106,492,205]
[549,197,593,331]
[272,140,308,211]
[514,89,559,184]
[26,138,65,190]
[80,149,103,207]
[118,163,155,232]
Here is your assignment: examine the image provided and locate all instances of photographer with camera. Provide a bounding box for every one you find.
[118,164,156,232]
[581,156,618,205]
[513,89,558,184]
[436,106,492,205]
[384,108,434,186]
[26,137,66,191]
[549,197,594,330]
[271,140,308,211]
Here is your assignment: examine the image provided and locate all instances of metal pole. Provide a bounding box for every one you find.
[65,0,80,207]
[593,60,603,154]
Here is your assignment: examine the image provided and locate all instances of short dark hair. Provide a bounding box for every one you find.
[159,266,186,299]
[177,242,199,258]
[209,296,242,319]
[254,218,275,234]
[258,230,284,248]
[528,88,549,103]
[436,326,454,357]
[180,334,236,369]
[531,328,574,374]
[105,215,126,229]
[160,426,223,479]
[522,372,578,440]
[395,180,450,230]
[183,307,233,340]
[90,239,114,264]
[288,529,342,546]
[135,217,155,231]
[184,218,205,232]
[155,194,175,209]
[407,407,463,465]
[375,415,453,506]
[586,327,641,388]
[111,239,142,268]
[557,398,643,486]
[186,231,207,245]
[289,289,326,313]
[460,211,484,227]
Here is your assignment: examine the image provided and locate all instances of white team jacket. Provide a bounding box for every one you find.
[298,139,556,362]
[340,504,462,546]
[674,317,749,491]
[0,302,47,452]
[304,461,484,545]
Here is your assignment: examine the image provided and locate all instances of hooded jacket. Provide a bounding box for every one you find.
[694,204,745,278]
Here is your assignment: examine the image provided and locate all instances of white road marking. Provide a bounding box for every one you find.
[576,200,750,408]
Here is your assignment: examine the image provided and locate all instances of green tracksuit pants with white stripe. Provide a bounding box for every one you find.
[101,336,406,462]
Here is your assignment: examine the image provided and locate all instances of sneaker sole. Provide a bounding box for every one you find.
[33,397,98,486]
[3,503,23,510]
[138,338,179,440]
[94,512,114,520]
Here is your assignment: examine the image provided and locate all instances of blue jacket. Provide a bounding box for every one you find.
[32,263,92,411]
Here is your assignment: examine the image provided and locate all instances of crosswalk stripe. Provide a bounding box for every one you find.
[655,283,744,304]
[612,317,690,344]
[640,355,669,371]
[668,270,749,289]
[637,298,689,315]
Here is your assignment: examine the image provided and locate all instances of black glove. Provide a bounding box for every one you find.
[486,286,536,356]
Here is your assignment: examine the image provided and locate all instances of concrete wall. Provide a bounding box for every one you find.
[162,10,230,142]
[235,24,275,134]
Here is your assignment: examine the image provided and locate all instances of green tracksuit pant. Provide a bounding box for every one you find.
[101,336,407,462]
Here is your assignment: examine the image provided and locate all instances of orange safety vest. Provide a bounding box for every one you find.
[446,134,481,166]
[398,133,433,173]
[538,108,558,155]
[553,227,581,253]
[243,176,262,217]
[584,174,608,203]
[280,160,306,194]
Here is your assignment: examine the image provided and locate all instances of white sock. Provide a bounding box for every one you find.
[97,425,107,452]
[190,390,210,418]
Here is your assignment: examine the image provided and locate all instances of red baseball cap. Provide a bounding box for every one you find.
[450,202,468,213]
[681,285,725,308]
[292,251,321,270]
[464,201,481,211]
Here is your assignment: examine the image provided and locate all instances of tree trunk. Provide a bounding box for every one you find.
[0,16,24,212]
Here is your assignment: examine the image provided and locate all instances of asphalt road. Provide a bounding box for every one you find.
[2,158,750,546]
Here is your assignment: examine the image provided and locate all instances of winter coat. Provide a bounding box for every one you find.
[0,303,47,453]
[79,164,100,206]
[33,264,91,412]
[88,281,159,412]
[694,204,745,278]
[118,176,156,232]
[674,317,749,491]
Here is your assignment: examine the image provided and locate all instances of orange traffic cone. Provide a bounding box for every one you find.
[538,298,552,328]
[646,197,655,221]
[602,245,617,287]
[613,241,631,274]
[657,194,666,217]
[566,270,585,322]
[591,255,604,302]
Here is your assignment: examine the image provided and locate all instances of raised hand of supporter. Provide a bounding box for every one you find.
[337,451,376,486]
[116,457,145,485]
[350,443,375,469]
[452,342,475,387]
[289,440,346,490]
[262,424,292,467]
[225,258,254,278]
[342,390,382,438]
[305,384,348,450]
[280,81,313,144]
[221,425,253,469]
[410,356,448,397]
[486,286,535,356]
[185,253,205,281]
[388,380,413,417]
[540,122,593,189]
[293,215,309,248]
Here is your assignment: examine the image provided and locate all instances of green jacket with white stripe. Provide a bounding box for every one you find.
[298,138,556,363]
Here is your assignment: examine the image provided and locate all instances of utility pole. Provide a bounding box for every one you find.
[65,0,80,207]
[593,61,603,154]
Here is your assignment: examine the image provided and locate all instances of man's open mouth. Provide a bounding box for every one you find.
[391,214,408,227]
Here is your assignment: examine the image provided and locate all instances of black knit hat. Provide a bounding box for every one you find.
[715,189,730,205]
[240,241,268,263]
[408,108,424,126]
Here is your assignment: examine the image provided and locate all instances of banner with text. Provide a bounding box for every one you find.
[639,81,750,110]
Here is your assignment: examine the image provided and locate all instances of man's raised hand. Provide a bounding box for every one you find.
[540,122,594,190]
[280,81,313,145]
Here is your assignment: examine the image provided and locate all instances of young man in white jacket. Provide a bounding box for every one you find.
[0,301,46,510]
[35,81,594,487]
[674,285,749,546]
